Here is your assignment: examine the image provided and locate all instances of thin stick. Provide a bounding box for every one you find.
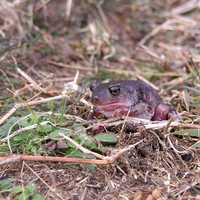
[0,155,109,165]
[0,112,86,142]
[170,0,200,15]
[136,74,159,90]
[138,44,162,61]
[65,0,73,19]
[1,121,51,142]
[59,132,105,160]
[139,16,196,45]
[88,117,200,130]
[0,106,17,126]
[166,135,189,169]
[47,60,93,71]
[106,140,144,163]
[16,67,47,94]
[0,95,67,125]
[0,140,143,166]
[139,20,170,45]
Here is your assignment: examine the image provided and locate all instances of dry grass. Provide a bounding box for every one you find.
[1,0,200,199]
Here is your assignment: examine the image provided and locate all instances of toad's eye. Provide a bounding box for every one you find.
[108,84,120,96]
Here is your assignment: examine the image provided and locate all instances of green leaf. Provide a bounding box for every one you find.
[32,194,44,200]
[36,123,53,134]
[174,129,200,137]
[0,117,19,138]
[74,133,98,150]
[22,184,36,198]
[11,185,23,195]
[47,128,70,140]
[72,123,87,134]
[67,149,85,158]
[67,149,94,159]
[84,164,97,171]
[95,133,118,144]
[0,144,10,156]
[11,184,44,200]
[0,178,13,193]
[192,142,200,148]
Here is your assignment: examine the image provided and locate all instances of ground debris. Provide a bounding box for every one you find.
[1,0,200,199]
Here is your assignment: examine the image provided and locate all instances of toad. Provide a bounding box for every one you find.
[90,80,179,121]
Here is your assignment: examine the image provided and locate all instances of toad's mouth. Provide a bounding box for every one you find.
[93,102,132,118]
[94,102,131,112]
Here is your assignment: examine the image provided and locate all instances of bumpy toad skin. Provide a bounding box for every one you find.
[90,80,179,121]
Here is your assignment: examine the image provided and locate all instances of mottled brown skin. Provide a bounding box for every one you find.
[90,80,179,121]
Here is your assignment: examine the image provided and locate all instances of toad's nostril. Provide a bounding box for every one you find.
[92,96,99,102]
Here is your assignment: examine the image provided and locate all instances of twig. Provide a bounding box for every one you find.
[138,44,163,61]
[162,77,185,87]
[175,180,199,197]
[13,84,33,97]
[16,67,47,94]
[138,20,170,45]
[65,0,73,19]
[177,123,200,129]
[80,187,88,200]
[136,74,159,90]
[139,16,196,46]
[48,60,138,78]
[20,161,25,200]
[0,106,17,126]
[0,95,68,125]
[166,135,189,169]
[120,109,131,134]
[1,121,51,142]
[167,136,189,154]
[0,140,143,165]
[88,116,200,131]
[0,155,109,165]
[170,0,200,16]
[47,60,93,71]
[109,140,144,163]
[91,117,180,130]
[5,113,43,153]
[0,155,21,165]
[96,0,111,34]
[59,132,105,160]
[1,111,87,149]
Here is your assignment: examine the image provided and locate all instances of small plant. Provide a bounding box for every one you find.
[0,178,44,200]
[0,112,118,157]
